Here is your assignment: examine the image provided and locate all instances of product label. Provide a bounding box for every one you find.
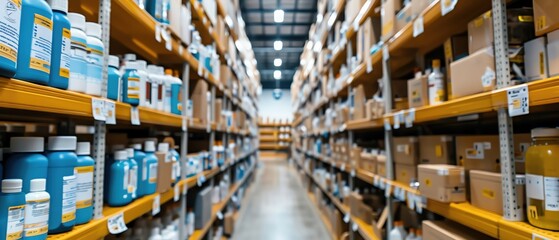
[86,63,103,94]
[149,162,158,183]
[142,158,148,181]
[6,205,24,240]
[123,165,129,191]
[527,174,544,200]
[75,166,94,209]
[23,199,49,237]
[0,0,21,63]
[129,166,138,195]
[544,177,559,211]
[59,28,71,78]
[69,36,87,89]
[428,76,445,104]
[127,77,140,100]
[61,174,77,223]
[29,14,52,73]
[87,44,103,65]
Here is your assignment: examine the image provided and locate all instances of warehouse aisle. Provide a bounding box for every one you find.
[232,158,331,240]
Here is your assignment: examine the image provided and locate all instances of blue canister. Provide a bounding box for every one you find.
[0,179,26,240]
[74,142,94,225]
[126,148,138,200]
[4,137,48,193]
[106,150,131,207]
[47,0,71,89]
[107,55,121,101]
[131,144,147,198]
[122,61,140,106]
[144,141,158,195]
[0,0,21,77]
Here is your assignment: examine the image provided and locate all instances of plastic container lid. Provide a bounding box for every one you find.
[49,0,68,13]
[531,128,559,138]
[108,55,119,68]
[125,61,137,70]
[158,143,169,153]
[147,65,159,74]
[131,143,142,151]
[114,150,128,161]
[145,141,156,152]
[124,54,136,61]
[10,137,44,153]
[30,179,46,192]
[2,179,22,193]
[85,22,102,39]
[76,142,90,155]
[136,60,147,71]
[68,13,86,31]
[48,136,77,151]
[126,148,134,158]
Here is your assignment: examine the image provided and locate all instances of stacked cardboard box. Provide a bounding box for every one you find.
[394,137,419,185]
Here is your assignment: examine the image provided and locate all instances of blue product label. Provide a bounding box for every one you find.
[69,56,87,86]
[87,44,103,66]
[86,63,103,88]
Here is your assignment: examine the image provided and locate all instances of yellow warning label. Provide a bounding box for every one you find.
[61,211,75,223]
[62,28,71,38]
[0,43,17,62]
[76,199,92,209]
[29,58,50,74]
[435,145,443,157]
[425,178,431,187]
[7,231,22,240]
[482,189,495,199]
[24,225,48,237]
[76,166,94,174]
[34,14,52,30]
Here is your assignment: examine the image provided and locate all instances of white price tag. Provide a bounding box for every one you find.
[105,100,116,125]
[379,180,386,190]
[217,211,223,220]
[179,45,184,55]
[155,24,162,42]
[413,16,424,37]
[507,84,529,117]
[161,29,172,51]
[384,182,392,197]
[344,213,350,223]
[174,185,180,202]
[441,0,458,16]
[107,212,127,234]
[405,108,415,128]
[382,45,389,61]
[351,169,356,177]
[384,118,391,131]
[353,21,359,32]
[152,195,161,216]
[182,182,188,196]
[182,117,187,131]
[92,98,106,121]
[131,107,140,125]
[341,163,346,172]
[352,223,358,232]
[373,176,380,187]
[533,233,551,240]
[407,192,415,210]
[366,54,373,73]
[394,115,401,129]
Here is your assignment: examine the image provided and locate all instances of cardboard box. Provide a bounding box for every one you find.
[353,85,366,120]
[214,99,223,125]
[468,11,493,54]
[533,0,559,36]
[455,135,500,172]
[407,74,429,108]
[357,17,378,64]
[169,0,182,35]
[192,80,209,124]
[381,0,402,41]
[195,187,212,229]
[443,34,468,100]
[224,212,234,235]
[360,153,377,173]
[345,0,366,24]
[470,170,525,215]
[349,192,374,223]
[394,137,419,164]
[418,164,465,202]
[423,220,490,239]
[418,135,454,164]
[377,155,386,177]
[525,37,548,81]
[547,29,559,77]
[395,4,413,31]
[411,0,434,18]
[395,163,417,185]
[156,151,173,193]
[350,147,362,169]
[180,5,191,43]
[450,47,495,99]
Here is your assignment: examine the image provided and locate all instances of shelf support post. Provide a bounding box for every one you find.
[179,63,191,239]
[382,44,395,232]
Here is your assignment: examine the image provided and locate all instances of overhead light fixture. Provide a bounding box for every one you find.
[274,70,282,80]
[274,40,283,51]
[274,9,284,23]
[274,58,282,67]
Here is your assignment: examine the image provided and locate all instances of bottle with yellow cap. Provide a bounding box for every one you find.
[428,59,445,105]
[525,128,559,230]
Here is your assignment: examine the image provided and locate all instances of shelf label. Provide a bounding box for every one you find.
[92,98,106,121]
[174,185,180,202]
[507,84,529,117]
[384,118,391,131]
[415,195,426,214]
[373,176,380,187]
[441,0,458,16]
[382,45,389,61]
[107,212,127,234]
[366,54,373,73]
[341,163,346,172]
[182,182,188,196]
[105,100,116,125]
[155,24,162,42]
[413,16,424,37]
[161,28,172,51]
[533,233,551,240]
[130,107,141,125]
[351,169,356,177]
[152,195,161,216]
[344,213,350,223]
[407,192,415,210]
[394,111,404,129]
[352,222,358,232]
[217,211,223,220]
[384,182,392,197]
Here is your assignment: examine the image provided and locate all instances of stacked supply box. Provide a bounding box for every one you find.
[418,164,466,202]
[394,137,419,185]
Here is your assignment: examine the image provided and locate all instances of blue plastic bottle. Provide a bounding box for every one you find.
[122,61,140,106]
[131,144,147,198]
[126,148,138,200]
[47,0,71,89]
[14,0,53,84]
[0,0,21,77]
[84,22,104,96]
[67,13,88,93]
[0,179,26,240]
[171,146,181,183]
[4,137,48,193]
[144,141,158,195]
[45,136,77,234]
[107,55,121,101]
[170,73,183,115]
[106,150,131,207]
[146,0,165,23]
[74,142,94,225]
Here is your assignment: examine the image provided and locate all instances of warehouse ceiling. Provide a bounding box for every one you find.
[240,0,317,89]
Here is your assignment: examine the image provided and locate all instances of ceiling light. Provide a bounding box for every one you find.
[274,40,283,51]
[274,70,282,80]
[274,9,284,23]
[274,58,282,67]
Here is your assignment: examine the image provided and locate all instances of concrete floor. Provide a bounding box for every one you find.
[232,158,331,240]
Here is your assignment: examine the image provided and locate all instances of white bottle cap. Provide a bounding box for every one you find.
[147,65,159,74]
[85,22,102,39]
[126,148,134,158]
[48,136,77,151]
[158,143,169,153]
[109,55,119,68]
[144,141,156,152]
[125,61,137,70]
[131,143,142,150]
[151,227,160,236]
[136,60,147,71]
[124,54,137,61]
[10,137,44,153]
[30,179,46,192]
[49,0,68,13]
[114,150,128,161]
[68,13,86,31]
[76,142,91,155]
[2,179,22,193]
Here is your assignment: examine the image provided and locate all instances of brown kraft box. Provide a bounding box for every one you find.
[418,135,454,164]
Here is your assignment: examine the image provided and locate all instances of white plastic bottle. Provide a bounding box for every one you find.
[389,221,407,240]
[85,22,104,96]
[147,65,160,110]
[67,13,88,93]
[136,60,149,108]
[414,229,422,240]
[163,69,174,113]
[24,179,50,239]
[428,59,445,105]
[405,228,416,240]
[148,227,162,240]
